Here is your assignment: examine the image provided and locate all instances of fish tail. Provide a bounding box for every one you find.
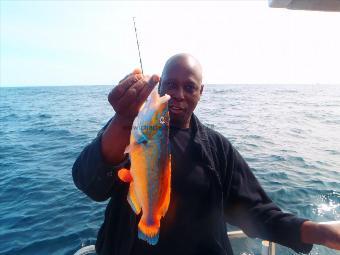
[138,218,160,245]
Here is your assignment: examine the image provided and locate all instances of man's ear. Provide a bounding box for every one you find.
[200,84,204,95]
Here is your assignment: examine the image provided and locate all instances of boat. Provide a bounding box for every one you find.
[268,0,340,12]
[73,221,340,255]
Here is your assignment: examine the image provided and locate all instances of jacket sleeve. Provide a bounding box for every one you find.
[72,118,130,202]
[223,143,313,254]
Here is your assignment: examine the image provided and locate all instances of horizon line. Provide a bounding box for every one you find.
[1,83,340,88]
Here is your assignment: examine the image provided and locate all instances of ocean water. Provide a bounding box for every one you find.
[0,84,339,255]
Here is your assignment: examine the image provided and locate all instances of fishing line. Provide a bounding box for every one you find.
[133,17,144,74]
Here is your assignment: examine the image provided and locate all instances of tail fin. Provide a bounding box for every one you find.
[137,218,160,245]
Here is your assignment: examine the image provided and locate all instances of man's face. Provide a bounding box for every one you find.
[159,58,203,128]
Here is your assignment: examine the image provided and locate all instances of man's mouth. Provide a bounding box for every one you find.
[169,105,184,114]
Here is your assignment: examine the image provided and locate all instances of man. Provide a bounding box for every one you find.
[73,54,340,255]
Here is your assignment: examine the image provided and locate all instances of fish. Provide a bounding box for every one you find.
[117,89,171,245]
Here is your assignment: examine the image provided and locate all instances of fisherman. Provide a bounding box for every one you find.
[72,53,340,255]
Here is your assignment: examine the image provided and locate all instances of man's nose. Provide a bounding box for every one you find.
[171,87,184,101]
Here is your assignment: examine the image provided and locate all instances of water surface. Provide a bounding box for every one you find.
[0,85,339,255]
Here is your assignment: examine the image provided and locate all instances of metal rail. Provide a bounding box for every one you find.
[73,231,275,255]
[73,221,339,255]
[228,230,276,255]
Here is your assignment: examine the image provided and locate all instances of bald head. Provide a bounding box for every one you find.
[159,53,204,128]
[161,53,203,84]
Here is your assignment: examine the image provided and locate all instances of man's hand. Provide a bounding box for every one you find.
[101,69,160,165]
[108,69,160,121]
[301,220,340,250]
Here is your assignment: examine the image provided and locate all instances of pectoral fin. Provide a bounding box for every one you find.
[118,168,133,183]
[124,143,135,154]
[124,140,144,154]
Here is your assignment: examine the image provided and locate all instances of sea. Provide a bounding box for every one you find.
[0,84,339,255]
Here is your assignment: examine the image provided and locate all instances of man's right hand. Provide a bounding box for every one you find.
[108,69,160,122]
[101,69,160,165]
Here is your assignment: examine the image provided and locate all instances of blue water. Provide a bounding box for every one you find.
[0,85,339,255]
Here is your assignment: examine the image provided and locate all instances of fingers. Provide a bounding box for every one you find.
[137,75,160,104]
[115,84,139,110]
[110,69,143,102]
[108,70,160,118]
[115,75,158,112]
[118,68,142,84]
[132,68,142,75]
[109,73,142,104]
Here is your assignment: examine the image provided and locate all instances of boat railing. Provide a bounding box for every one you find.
[73,220,339,255]
[228,230,276,255]
[73,230,275,255]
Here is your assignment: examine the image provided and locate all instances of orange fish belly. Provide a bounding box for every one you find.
[118,138,171,245]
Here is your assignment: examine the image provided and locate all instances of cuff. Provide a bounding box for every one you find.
[81,134,130,201]
[288,217,313,254]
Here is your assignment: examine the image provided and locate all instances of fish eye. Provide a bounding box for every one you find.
[160,116,165,124]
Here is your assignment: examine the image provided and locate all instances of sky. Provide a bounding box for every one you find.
[1,0,340,87]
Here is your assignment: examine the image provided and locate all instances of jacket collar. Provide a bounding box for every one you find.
[189,113,214,168]
[190,113,223,191]
[190,113,208,144]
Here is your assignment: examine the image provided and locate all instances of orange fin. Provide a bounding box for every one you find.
[159,156,171,216]
[118,168,132,183]
[124,141,141,154]
[138,218,160,245]
[124,144,132,154]
[127,185,141,214]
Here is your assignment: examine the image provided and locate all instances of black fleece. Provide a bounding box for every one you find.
[72,114,313,255]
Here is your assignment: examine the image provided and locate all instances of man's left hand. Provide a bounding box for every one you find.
[301,220,340,250]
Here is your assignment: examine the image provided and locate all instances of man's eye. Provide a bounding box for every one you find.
[185,84,195,92]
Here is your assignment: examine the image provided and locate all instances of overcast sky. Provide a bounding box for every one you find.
[1,0,340,87]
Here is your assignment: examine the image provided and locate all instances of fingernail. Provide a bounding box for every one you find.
[133,68,142,74]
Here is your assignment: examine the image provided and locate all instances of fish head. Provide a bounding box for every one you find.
[132,89,170,143]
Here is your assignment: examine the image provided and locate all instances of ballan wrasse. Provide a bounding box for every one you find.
[117,89,171,245]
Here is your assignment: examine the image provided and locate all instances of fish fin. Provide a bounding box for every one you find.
[127,185,141,215]
[124,144,131,154]
[159,156,171,216]
[124,141,140,154]
[138,218,160,245]
[124,144,133,154]
[117,168,133,183]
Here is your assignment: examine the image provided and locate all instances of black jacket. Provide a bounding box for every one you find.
[72,114,313,255]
